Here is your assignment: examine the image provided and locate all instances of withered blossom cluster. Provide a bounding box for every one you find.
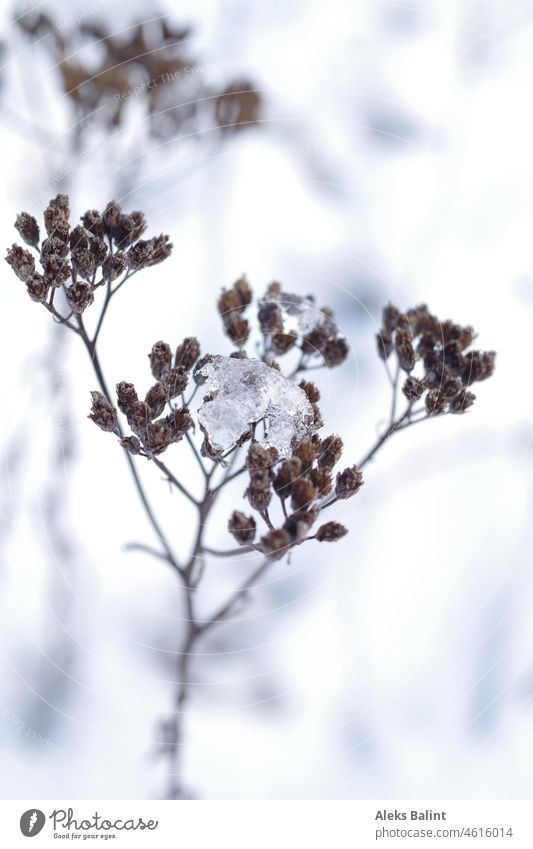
[377,303,496,416]
[5,195,171,313]
[84,266,359,553]
[5,198,497,571]
[90,338,200,456]
[5,195,496,799]
[16,9,261,139]
[218,278,349,369]
[259,282,349,367]
[229,424,360,560]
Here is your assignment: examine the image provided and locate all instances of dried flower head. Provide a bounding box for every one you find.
[450,390,476,413]
[299,380,321,404]
[309,467,333,497]
[116,382,138,415]
[127,235,173,269]
[261,529,291,561]
[318,435,343,471]
[5,196,172,316]
[149,341,172,381]
[247,443,275,470]
[26,273,49,302]
[65,281,94,314]
[258,301,283,334]
[218,277,252,346]
[89,391,117,432]
[102,252,128,283]
[246,469,272,512]
[6,245,35,281]
[316,521,348,542]
[145,383,167,418]
[376,302,496,417]
[15,212,40,247]
[283,509,316,541]
[335,465,364,500]
[273,458,302,499]
[228,511,257,545]
[402,376,425,402]
[175,337,201,371]
[120,435,142,455]
[291,478,318,511]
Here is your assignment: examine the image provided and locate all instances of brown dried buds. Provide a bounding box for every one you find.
[89,336,200,456]
[376,303,496,416]
[5,195,172,314]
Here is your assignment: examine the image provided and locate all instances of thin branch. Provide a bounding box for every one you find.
[92,279,112,346]
[212,463,246,493]
[43,301,79,333]
[111,268,135,296]
[356,404,440,470]
[75,316,182,572]
[319,495,338,511]
[201,545,258,558]
[151,456,200,506]
[185,431,208,480]
[389,358,400,426]
[201,558,275,632]
[124,541,182,572]
[184,383,199,407]
[287,350,307,378]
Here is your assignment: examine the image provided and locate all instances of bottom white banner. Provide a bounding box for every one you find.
[1,800,532,847]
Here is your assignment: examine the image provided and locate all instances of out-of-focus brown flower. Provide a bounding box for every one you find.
[316,521,348,542]
[228,511,257,545]
[16,12,262,141]
[261,529,291,561]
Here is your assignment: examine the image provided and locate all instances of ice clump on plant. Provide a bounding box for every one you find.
[197,356,314,456]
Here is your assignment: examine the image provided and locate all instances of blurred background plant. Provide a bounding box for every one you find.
[0,0,530,800]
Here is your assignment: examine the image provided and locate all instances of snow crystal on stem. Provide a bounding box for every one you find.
[197,356,314,456]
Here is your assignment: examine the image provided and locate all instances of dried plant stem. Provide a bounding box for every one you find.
[54,309,435,799]
[76,316,182,574]
[201,545,257,557]
[151,456,199,506]
[358,403,417,469]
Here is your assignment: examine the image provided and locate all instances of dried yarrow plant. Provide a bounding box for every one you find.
[6,196,496,797]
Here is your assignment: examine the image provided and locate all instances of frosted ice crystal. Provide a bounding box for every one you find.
[197,356,314,456]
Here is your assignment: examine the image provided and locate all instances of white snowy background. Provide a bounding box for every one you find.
[0,0,532,799]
